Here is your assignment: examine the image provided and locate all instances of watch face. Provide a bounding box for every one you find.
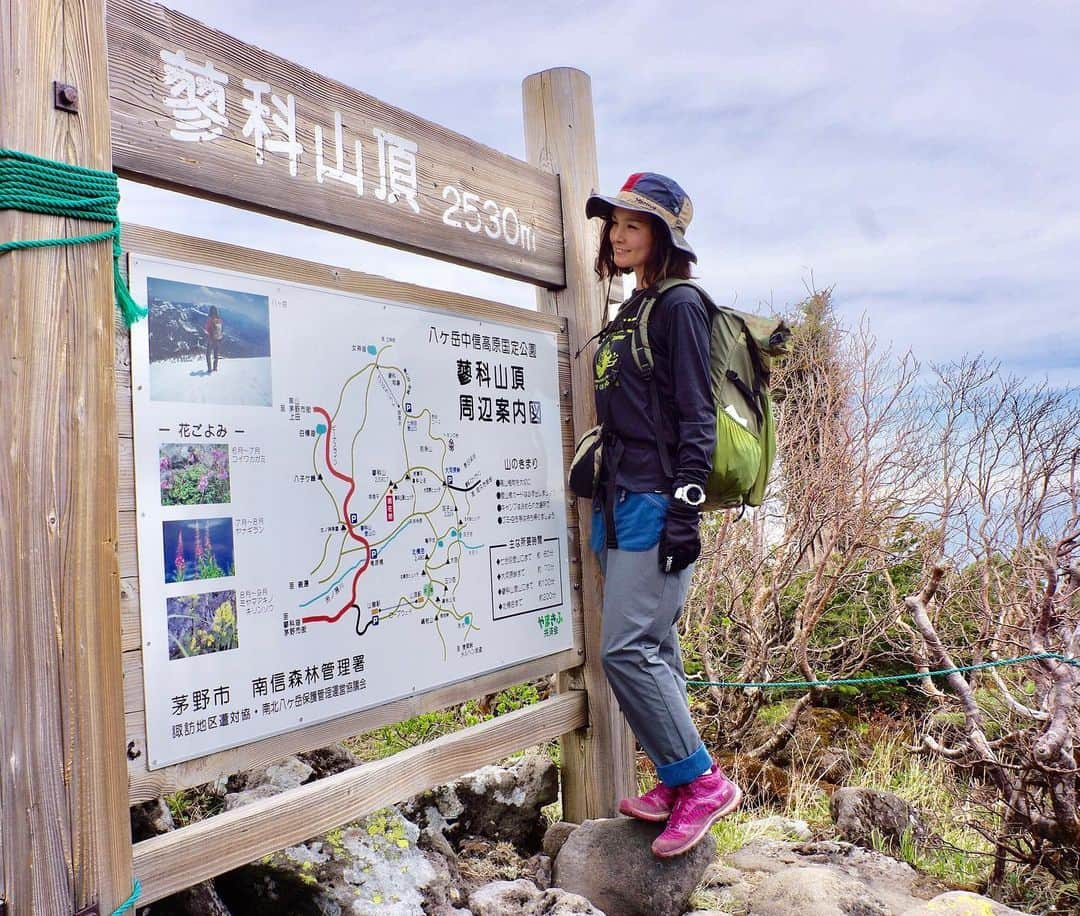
[678,485,705,505]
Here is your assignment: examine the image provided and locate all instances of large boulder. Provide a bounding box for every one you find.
[216,808,465,915]
[901,891,1032,915]
[404,752,559,852]
[716,838,945,916]
[748,864,892,915]
[830,787,924,850]
[553,817,714,916]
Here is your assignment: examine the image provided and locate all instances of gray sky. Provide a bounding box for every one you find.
[119,0,1079,388]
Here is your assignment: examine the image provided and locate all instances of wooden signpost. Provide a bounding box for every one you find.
[0,0,625,911]
[0,1,132,913]
[523,69,637,821]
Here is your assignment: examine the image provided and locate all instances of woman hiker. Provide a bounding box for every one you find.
[584,172,742,857]
[204,304,224,374]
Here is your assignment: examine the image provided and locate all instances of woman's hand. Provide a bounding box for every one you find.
[658,501,701,574]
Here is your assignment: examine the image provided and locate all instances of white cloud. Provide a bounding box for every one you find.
[118,0,1080,389]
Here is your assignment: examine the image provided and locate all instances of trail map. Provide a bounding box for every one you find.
[130,255,572,768]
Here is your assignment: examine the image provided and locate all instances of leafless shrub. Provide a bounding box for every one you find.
[903,361,1079,881]
[686,290,934,753]
[685,287,1079,889]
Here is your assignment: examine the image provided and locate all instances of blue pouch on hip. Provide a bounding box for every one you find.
[590,489,669,553]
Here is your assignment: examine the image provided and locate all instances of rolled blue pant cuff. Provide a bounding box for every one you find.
[657,744,712,787]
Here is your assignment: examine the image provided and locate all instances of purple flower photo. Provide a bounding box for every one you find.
[163,517,235,583]
[159,442,231,506]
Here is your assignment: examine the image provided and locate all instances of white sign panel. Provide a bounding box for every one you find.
[129,255,572,768]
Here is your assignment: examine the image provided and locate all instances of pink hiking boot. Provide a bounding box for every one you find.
[618,781,679,822]
[651,765,742,858]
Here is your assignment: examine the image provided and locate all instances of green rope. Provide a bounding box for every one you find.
[688,652,1080,690]
[111,878,141,915]
[0,147,146,325]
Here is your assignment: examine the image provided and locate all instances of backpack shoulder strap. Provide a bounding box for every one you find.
[658,278,720,311]
[626,279,718,483]
[629,278,718,378]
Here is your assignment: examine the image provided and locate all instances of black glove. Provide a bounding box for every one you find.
[658,500,701,574]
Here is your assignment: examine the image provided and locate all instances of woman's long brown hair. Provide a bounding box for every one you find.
[593,214,694,288]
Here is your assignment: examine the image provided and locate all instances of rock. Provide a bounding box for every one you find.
[298,742,359,779]
[543,821,579,859]
[830,787,924,850]
[726,837,804,875]
[554,817,714,916]
[468,880,606,916]
[901,891,1032,915]
[137,881,232,916]
[700,862,743,888]
[130,797,175,841]
[529,888,608,915]
[719,838,944,916]
[405,783,466,860]
[748,864,892,915]
[217,808,458,915]
[524,853,553,890]
[338,810,458,914]
[458,753,559,849]
[223,756,314,810]
[744,816,812,842]
[130,797,232,915]
[405,752,559,852]
[468,878,540,914]
[809,748,851,784]
[214,859,324,916]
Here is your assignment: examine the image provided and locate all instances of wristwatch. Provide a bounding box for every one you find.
[673,483,706,508]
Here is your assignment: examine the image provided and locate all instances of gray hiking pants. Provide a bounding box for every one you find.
[599,545,711,785]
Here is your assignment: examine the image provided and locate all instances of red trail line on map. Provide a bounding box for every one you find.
[302,405,370,624]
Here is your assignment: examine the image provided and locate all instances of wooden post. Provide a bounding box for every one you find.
[0,0,133,912]
[522,68,636,820]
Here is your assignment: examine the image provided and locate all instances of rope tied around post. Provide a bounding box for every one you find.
[0,147,146,325]
[111,879,142,915]
[687,652,1080,690]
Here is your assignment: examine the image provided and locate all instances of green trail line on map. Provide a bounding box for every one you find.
[300,347,483,653]
[314,354,384,584]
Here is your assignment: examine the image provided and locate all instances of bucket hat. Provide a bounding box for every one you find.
[585,172,696,262]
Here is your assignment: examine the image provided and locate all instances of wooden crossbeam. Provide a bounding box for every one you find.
[132,691,586,905]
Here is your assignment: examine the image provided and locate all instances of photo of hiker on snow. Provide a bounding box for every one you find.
[204,304,224,373]
[146,276,272,406]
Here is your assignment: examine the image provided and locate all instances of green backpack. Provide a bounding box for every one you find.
[629,279,790,511]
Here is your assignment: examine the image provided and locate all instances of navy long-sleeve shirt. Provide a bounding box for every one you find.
[593,284,715,493]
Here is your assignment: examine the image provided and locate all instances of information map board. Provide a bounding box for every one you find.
[130,255,573,768]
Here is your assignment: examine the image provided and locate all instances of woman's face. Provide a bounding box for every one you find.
[608,206,655,275]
